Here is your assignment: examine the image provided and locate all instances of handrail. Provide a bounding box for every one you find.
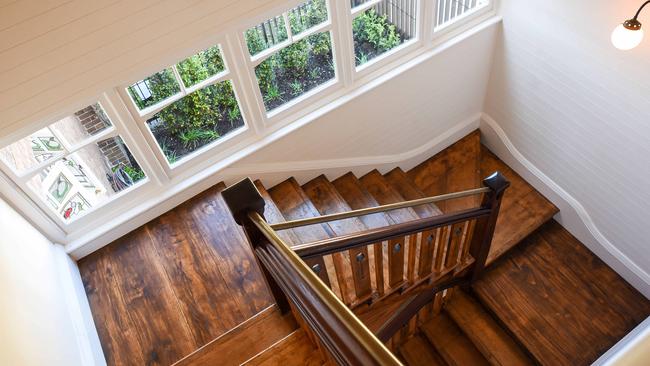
[249,211,402,365]
[293,207,491,259]
[270,187,491,231]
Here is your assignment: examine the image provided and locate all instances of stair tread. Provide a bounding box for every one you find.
[384,167,442,218]
[421,313,490,366]
[254,180,301,246]
[268,177,333,243]
[243,329,324,366]
[331,172,392,229]
[408,130,481,214]
[445,290,532,366]
[480,147,559,265]
[173,305,297,366]
[400,335,446,366]
[359,169,420,223]
[302,175,368,235]
[473,220,650,366]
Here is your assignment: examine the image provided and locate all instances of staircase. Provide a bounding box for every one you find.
[214,131,537,364]
[81,129,650,366]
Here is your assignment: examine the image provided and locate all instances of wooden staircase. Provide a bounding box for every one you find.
[80,129,650,366]
[237,130,553,365]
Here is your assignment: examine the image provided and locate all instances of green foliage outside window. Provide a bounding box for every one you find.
[128,69,180,110]
[176,45,225,87]
[352,8,403,66]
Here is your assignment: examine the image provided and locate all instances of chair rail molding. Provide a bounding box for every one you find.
[480,112,650,298]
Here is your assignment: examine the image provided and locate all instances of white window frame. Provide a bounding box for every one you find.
[116,39,256,177]
[0,94,154,232]
[235,0,345,127]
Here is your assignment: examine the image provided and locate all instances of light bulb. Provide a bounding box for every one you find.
[611,24,644,50]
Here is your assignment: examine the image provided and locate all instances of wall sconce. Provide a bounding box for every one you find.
[612,1,650,50]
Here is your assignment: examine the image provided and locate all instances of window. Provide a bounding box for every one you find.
[245,0,336,112]
[0,103,145,222]
[434,0,489,29]
[351,0,418,67]
[125,44,245,164]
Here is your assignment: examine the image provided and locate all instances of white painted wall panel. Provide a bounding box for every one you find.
[239,25,495,162]
[485,0,650,284]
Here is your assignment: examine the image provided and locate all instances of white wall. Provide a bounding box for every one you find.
[484,0,650,295]
[0,197,104,366]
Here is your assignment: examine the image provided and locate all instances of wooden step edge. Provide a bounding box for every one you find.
[254,180,302,246]
[359,169,420,223]
[399,335,446,366]
[421,313,490,366]
[172,305,297,366]
[331,172,394,229]
[384,167,443,218]
[445,290,533,366]
[241,329,324,366]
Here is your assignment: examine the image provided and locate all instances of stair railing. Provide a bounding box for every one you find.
[223,172,509,364]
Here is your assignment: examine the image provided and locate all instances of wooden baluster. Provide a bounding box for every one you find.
[387,237,406,290]
[417,229,437,278]
[349,246,372,304]
[406,233,418,285]
[445,222,466,269]
[372,242,385,297]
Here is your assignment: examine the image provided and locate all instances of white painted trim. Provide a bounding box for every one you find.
[480,112,650,298]
[53,243,107,366]
[224,113,481,179]
[592,316,650,366]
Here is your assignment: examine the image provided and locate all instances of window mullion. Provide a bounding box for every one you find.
[283,12,294,42]
[171,65,188,95]
[102,91,171,186]
[226,31,267,134]
[423,0,435,43]
[332,0,355,87]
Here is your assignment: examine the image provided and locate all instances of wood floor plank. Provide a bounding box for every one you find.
[79,251,146,366]
[480,147,559,265]
[147,207,245,346]
[444,130,481,212]
[173,306,297,366]
[243,330,323,366]
[474,220,650,366]
[187,185,272,319]
[108,228,196,366]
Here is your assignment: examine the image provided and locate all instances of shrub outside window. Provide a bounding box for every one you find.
[0,103,145,222]
[125,44,245,164]
[351,0,418,67]
[245,0,336,112]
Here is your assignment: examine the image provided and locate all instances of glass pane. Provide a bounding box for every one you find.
[50,103,113,147]
[176,45,226,88]
[26,136,145,221]
[352,0,417,66]
[146,80,245,163]
[255,32,335,111]
[350,0,373,8]
[436,0,489,27]
[0,127,64,173]
[289,0,328,35]
[245,15,288,56]
[127,68,181,110]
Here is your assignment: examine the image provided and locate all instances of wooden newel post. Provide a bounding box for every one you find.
[468,172,510,282]
[222,178,291,314]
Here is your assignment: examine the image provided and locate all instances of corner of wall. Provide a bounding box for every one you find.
[479,112,650,298]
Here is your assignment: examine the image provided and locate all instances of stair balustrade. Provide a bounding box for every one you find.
[222,172,509,365]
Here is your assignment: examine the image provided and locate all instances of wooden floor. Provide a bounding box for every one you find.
[473,219,650,365]
[79,130,649,366]
[79,184,272,366]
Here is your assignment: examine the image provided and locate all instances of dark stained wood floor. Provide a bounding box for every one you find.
[473,219,650,366]
[79,183,272,366]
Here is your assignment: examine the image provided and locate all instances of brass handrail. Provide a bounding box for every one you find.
[249,211,403,366]
[270,186,491,231]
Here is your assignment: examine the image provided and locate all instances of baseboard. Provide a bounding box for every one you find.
[480,113,650,298]
[54,244,107,366]
[221,113,481,187]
